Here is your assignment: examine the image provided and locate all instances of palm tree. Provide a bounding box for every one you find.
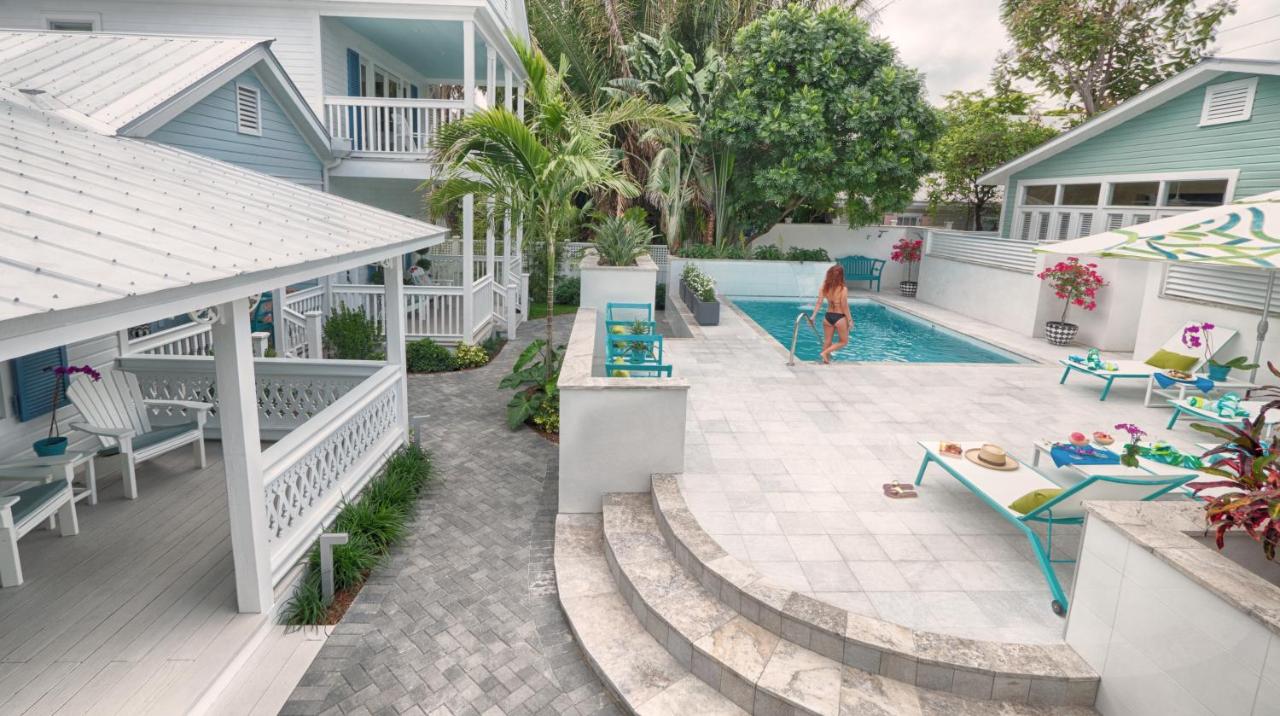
[428,37,689,377]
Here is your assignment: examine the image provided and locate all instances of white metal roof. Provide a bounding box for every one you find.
[0,87,446,358]
[0,29,267,133]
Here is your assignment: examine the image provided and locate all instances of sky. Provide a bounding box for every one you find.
[871,0,1280,105]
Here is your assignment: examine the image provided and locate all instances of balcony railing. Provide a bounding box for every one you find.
[323,96,465,156]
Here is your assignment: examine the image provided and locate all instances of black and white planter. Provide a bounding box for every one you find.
[1044,321,1079,346]
[688,292,720,326]
[899,280,918,298]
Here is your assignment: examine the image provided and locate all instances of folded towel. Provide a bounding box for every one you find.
[1049,443,1121,467]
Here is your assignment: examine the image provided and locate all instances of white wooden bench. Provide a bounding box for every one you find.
[0,478,78,587]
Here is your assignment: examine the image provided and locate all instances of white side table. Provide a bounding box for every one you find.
[0,450,98,506]
[1144,373,1257,408]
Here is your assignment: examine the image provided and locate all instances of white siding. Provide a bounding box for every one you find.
[0,334,120,461]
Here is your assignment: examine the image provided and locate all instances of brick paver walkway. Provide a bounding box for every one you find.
[282,315,619,716]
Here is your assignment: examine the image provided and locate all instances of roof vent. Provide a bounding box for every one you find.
[1200,77,1257,127]
[235,84,262,136]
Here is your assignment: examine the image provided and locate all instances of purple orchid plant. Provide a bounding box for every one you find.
[1114,423,1146,467]
[45,365,101,439]
[1183,322,1258,372]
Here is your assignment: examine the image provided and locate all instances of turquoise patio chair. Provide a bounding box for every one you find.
[606,302,653,323]
[606,333,665,365]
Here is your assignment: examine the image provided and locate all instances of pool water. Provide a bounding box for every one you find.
[732,297,1025,364]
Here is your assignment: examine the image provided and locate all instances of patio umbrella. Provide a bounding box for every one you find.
[1036,190,1280,380]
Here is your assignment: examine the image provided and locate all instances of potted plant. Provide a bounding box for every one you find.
[627,320,651,363]
[1182,322,1256,380]
[890,236,923,297]
[1036,257,1106,346]
[33,364,101,456]
[1188,402,1280,561]
[682,265,720,326]
[1114,423,1147,467]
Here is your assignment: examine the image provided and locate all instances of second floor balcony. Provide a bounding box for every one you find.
[324,95,464,156]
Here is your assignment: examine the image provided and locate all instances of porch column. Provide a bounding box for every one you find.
[271,285,287,355]
[485,200,495,287]
[463,21,475,114]
[382,258,410,436]
[211,299,272,614]
[503,63,516,332]
[486,48,497,110]
[462,195,475,336]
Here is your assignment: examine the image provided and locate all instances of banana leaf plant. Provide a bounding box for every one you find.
[500,339,563,430]
[1189,399,1280,560]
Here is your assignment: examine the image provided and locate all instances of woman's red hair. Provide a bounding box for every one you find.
[821,264,845,297]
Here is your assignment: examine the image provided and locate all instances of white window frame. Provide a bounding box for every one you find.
[1200,77,1258,127]
[1011,169,1239,241]
[234,83,263,136]
[43,12,101,31]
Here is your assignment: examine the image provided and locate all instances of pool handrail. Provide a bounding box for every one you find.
[787,312,816,366]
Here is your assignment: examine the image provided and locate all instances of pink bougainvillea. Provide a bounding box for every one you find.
[890,236,923,281]
[1036,257,1106,324]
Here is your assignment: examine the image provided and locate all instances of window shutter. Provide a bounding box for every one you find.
[1200,78,1257,127]
[1077,213,1093,238]
[1018,212,1032,240]
[1056,213,1072,241]
[346,49,361,95]
[1035,211,1050,242]
[235,84,262,135]
[1106,213,1124,231]
[10,346,68,422]
[1132,213,1152,226]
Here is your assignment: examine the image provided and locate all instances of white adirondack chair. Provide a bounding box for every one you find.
[67,370,211,499]
[0,471,77,587]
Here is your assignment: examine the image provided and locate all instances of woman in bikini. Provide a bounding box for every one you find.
[811,264,854,364]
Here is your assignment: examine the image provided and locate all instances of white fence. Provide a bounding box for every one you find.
[127,321,214,356]
[925,230,1039,274]
[330,284,469,342]
[117,355,380,440]
[262,364,404,581]
[472,276,494,341]
[323,96,464,155]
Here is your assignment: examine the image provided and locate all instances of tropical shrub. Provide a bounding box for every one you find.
[324,305,383,360]
[406,338,456,373]
[480,334,506,360]
[500,339,563,430]
[753,244,785,261]
[785,247,830,262]
[554,276,581,306]
[283,445,434,625]
[532,392,560,434]
[1036,257,1106,324]
[454,342,490,369]
[593,211,654,266]
[1189,402,1280,561]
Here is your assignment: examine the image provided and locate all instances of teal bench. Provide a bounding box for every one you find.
[836,256,885,292]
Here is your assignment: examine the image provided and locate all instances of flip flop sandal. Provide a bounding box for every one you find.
[882,482,918,499]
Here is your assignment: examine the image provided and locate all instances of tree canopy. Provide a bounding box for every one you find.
[707,5,940,238]
[926,91,1059,231]
[997,0,1236,117]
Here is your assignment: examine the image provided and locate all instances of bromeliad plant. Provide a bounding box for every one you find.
[1188,402,1280,561]
[500,339,564,431]
[1114,422,1147,467]
[890,236,924,282]
[1037,257,1106,324]
[1183,321,1257,374]
[592,210,653,266]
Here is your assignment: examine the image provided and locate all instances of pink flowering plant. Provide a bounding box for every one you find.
[46,365,101,440]
[1114,422,1146,467]
[1184,321,1257,372]
[890,237,923,282]
[1036,257,1106,324]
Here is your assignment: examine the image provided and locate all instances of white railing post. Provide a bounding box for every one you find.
[305,310,323,359]
[486,47,497,113]
[251,331,270,357]
[211,299,272,614]
[320,274,333,317]
[462,195,475,336]
[382,258,410,438]
[271,285,287,356]
[485,198,496,287]
[463,21,475,115]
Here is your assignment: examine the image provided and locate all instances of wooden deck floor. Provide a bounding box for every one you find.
[0,443,270,715]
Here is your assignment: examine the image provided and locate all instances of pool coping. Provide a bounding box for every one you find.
[723,294,1044,367]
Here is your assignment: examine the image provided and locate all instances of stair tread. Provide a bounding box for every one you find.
[603,493,1096,716]
[555,514,747,716]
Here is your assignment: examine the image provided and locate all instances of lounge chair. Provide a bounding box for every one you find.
[914,441,1194,615]
[1058,322,1237,401]
[0,468,78,587]
[67,369,212,499]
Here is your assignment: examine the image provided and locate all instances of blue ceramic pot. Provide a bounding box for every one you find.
[1208,363,1231,381]
[33,436,68,457]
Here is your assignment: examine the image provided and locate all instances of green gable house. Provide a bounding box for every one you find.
[976,57,1280,361]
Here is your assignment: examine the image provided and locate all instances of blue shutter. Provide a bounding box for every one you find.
[410,84,420,141]
[10,347,68,422]
[345,49,362,150]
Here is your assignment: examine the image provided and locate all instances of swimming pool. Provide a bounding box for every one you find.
[731,297,1026,364]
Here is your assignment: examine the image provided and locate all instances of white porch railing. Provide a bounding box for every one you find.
[472,275,494,341]
[925,229,1039,274]
[282,307,310,357]
[127,321,214,356]
[331,284,468,342]
[285,284,324,314]
[493,280,508,327]
[323,96,465,155]
[117,355,380,440]
[262,364,404,581]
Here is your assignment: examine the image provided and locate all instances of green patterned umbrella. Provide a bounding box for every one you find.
[1037,190,1280,377]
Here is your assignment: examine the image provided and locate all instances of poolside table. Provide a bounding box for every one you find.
[1143,372,1257,408]
[1166,398,1278,434]
[1030,438,1200,498]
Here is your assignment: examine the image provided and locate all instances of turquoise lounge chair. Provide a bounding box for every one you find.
[914,441,1194,615]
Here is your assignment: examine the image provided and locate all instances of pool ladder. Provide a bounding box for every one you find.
[787,312,816,366]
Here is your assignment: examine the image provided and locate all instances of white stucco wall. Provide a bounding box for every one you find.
[1030,257,1149,352]
[667,258,834,298]
[751,223,925,288]
[1131,264,1266,365]
[915,256,1041,335]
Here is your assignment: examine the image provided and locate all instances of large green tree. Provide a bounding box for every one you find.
[926,91,1059,231]
[428,39,687,366]
[707,5,940,239]
[997,0,1236,117]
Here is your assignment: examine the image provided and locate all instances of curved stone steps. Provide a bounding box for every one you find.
[649,474,1101,707]
[603,492,1098,715]
[554,514,747,716]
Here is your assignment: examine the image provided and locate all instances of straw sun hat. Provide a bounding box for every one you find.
[963,443,1020,471]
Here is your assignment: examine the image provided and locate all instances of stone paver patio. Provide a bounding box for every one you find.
[282,315,619,716]
[667,292,1204,644]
